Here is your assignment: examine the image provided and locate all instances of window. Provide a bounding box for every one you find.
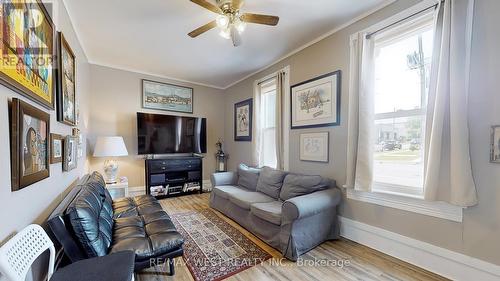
[347,2,464,222]
[371,11,435,198]
[259,79,277,168]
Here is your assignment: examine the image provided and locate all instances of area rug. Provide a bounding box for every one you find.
[171,209,271,281]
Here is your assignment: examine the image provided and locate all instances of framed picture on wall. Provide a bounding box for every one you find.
[56,32,77,126]
[50,134,63,164]
[491,125,500,163]
[63,135,78,171]
[72,128,84,159]
[142,79,193,113]
[291,71,341,129]
[10,98,50,191]
[234,98,253,141]
[299,132,329,163]
[0,0,56,109]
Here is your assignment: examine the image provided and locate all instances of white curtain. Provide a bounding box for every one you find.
[423,0,478,207]
[275,71,285,170]
[346,32,376,192]
[252,81,262,167]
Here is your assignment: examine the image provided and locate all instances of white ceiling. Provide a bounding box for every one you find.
[64,0,391,89]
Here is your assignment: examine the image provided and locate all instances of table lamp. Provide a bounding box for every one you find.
[93,136,128,184]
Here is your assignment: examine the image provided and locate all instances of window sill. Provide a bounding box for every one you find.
[346,188,463,222]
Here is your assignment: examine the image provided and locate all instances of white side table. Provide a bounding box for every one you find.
[106,177,129,199]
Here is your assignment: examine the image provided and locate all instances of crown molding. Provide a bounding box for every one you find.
[88,61,226,90]
[62,0,396,90]
[223,0,397,89]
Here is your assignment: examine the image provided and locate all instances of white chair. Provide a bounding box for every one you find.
[0,224,55,281]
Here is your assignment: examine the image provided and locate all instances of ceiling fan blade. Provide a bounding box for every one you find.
[188,20,217,38]
[232,0,244,9]
[190,0,222,14]
[230,25,242,47]
[241,13,279,26]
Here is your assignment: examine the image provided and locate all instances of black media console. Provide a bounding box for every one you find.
[145,156,203,199]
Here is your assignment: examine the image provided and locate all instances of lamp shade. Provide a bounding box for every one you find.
[93,136,128,157]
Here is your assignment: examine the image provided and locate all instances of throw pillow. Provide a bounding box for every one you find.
[256,166,288,199]
[237,164,261,191]
[279,174,330,201]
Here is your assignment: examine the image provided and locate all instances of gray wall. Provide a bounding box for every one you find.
[0,1,91,243]
[87,65,226,187]
[223,0,500,265]
[0,1,91,280]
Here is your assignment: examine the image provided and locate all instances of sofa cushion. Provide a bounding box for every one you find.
[113,195,163,219]
[66,185,114,257]
[256,166,288,199]
[110,211,183,260]
[228,191,275,210]
[237,164,261,191]
[212,185,249,199]
[251,201,283,225]
[279,174,330,201]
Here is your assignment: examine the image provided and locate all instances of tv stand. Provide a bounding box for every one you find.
[145,156,203,199]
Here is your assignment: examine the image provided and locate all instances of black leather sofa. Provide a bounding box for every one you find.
[48,172,184,274]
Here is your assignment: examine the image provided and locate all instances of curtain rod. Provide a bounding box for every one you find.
[365,1,441,39]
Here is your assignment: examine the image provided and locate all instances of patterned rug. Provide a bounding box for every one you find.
[171,209,271,281]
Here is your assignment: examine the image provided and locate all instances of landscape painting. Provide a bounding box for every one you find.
[11,98,50,191]
[143,79,193,113]
[291,71,341,129]
[57,32,77,126]
[234,98,253,141]
[0,0,55,109]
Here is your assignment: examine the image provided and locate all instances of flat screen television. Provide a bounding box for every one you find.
[137,112,207,155]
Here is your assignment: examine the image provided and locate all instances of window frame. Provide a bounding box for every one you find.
[371,16,434,197]
[346,0,464,222]
[260,81,278,168]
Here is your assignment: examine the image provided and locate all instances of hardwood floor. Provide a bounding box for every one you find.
[136,193,448,281]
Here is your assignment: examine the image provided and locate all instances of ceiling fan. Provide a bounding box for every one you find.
[188,0,279,47]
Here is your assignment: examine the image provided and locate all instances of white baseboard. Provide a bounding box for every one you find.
[128,186,145,196]
[203,180,212,192]
[339,217,500,281]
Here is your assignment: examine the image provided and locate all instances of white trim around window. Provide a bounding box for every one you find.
[346,189,464,222]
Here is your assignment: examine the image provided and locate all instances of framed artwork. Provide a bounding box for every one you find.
[50,134,63,164]
[490,125,500,164]
[57,32,77,126]
[0,0,56,109]
[72,128,83,158]
[291,71,341,129]
[10,98,50,191]
[300,132,329,163]
[234,98,253,141]
[63,135,78,171]
[142,79,193,113]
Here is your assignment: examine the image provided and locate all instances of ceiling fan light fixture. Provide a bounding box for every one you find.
[216,15,229,28]
[235,18,246,33]
[219,28,231,39]
[188,0,279,46]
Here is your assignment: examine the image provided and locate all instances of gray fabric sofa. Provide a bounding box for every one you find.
[209,165,342,261]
